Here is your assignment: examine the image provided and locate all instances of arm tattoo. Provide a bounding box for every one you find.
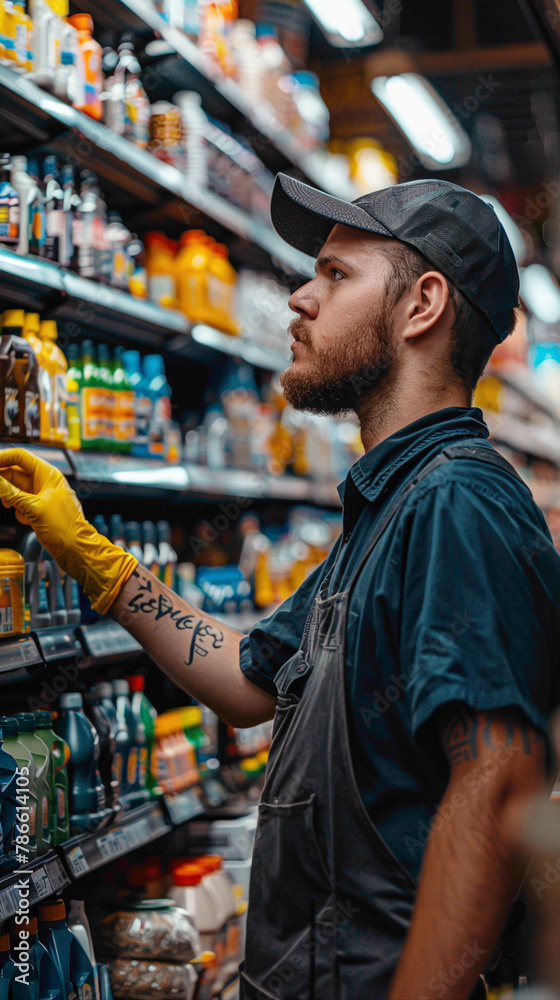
[126,570,225,663]
[441,704,543,764]
[441,706,479,763]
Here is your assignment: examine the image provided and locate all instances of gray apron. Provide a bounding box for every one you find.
[240,444,528,1000]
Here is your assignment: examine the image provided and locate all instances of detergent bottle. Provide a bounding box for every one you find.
[9,915,62,1000]
[0,716,37,862]
[13,713,54,855]
[33,710,70,845]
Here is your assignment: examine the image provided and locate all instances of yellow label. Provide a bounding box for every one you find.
[127,749,138,787]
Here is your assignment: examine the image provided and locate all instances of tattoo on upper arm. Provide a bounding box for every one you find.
[125,571,225,664]
[441,704,543,764]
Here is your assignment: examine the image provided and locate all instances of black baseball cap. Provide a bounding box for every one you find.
[271,173,520,343]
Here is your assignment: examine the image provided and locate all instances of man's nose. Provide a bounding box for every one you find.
[289,279,319,320]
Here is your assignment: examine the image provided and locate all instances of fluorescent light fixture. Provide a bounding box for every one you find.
[520,264,560,325]
[302,0,383,47]
[371,73,471,170]
[479,195,526,265]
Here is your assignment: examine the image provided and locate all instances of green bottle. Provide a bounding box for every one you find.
[13,714,53,856]
[112,345,134,454]
[0,717,38,862]
[80,339,100,451]
[97,343,113,450]
[33,711,70,846]
[66,343,83,452]
[126,675,158,795]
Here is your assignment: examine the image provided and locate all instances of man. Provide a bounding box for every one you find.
[0,176,559,1000]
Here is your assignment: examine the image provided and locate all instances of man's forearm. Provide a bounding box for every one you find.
[110,565,276,727]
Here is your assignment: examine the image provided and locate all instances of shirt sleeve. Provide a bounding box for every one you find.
[400,476,560,749]
[239,543,340,696]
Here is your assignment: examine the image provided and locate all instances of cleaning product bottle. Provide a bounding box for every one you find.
[96,343,112,449]
[10,915,62,1000]
[38,319,68,444]
[33,710,70,845]
[126,674,157,795]
[121,349,150,457]
[83,689,121,816]
[93,681,125,812]
[68,13,103,120]
[112,345,134,452]
[144,232,176,308]
[55,692,108,833]
[0,716,38,862]
[113,679,147,806]
[13,713,53,855]
[143,354,171,458]
[66,342,82,451]
[21,532,50,631]
[141,521,160,577]
[0,929,16,1000]
[80,339,100,450]
[0,550,26,635]
[157,521,177,590]
[38,897,95,1000]
[0,721,18,872]
[67,900,100,1000]
[10,156,37,256]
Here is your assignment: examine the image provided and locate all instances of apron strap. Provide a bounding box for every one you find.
[344,442,531,600]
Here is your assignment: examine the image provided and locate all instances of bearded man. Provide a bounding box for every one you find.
[0,176,559,1000]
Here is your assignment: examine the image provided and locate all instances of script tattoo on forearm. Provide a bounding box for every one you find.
[441,704,543,763]
[126,570,225,665]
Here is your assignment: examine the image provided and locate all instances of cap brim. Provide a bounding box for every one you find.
[270,173,393,258]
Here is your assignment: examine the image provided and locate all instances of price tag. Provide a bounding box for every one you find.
[0,638,41,673]
[47,858,69,893]
[67,846,89,877]
[31,866,52,900]
[122,818,151,851]
[166,790,202,826]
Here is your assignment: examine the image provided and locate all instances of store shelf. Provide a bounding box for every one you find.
[489,363,560,424]
[0,634,44,684]
[0,852,70,921]
[487,412,560,466]
[62,800,172,877]
[79,620,143,659]
[162,787,204,826]
[0,66,313,278]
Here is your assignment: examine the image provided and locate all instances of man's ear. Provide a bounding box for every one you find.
[402,272,451,341]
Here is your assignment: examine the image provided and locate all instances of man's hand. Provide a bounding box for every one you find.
[389,703,547,1000]
[0,449,137,613]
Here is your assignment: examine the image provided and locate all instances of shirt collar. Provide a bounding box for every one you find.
[338,406,490,508]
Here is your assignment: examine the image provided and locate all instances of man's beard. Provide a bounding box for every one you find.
[280,305,398,417]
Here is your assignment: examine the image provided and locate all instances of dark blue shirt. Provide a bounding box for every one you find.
[240,407,560,880]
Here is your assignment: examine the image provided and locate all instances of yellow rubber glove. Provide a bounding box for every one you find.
[0,449,138,614]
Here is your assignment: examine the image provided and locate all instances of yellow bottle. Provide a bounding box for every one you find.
[0,549,25,635]
[66,376,81,450]
[176,230,214,325]
[38,320,67,445]
[144,232,178,310]
[208,243,239,335]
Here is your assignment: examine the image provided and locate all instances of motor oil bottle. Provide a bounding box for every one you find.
[113,679,148,806]
[0,722,17,872]
[33,710,70,845]
[123,521,143,564]
[42,156,64,263]
[93,682,125,815]
[13,713,53,855]
[0,549,26,636]
[126,674,158,795]
[9,915,62,1000]
[0,716,38,863]
[21,532,51,631]
[83,690,121,816]
[0,929,16,1000]
[55,693,108,834]
[0,334,15,438]
[37,899,80,1000]
[67,900,100,1000]
[38,320,67,445]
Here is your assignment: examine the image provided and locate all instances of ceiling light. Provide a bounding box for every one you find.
[479,195,526,265]
[302,0,383,47]
[371,73,471,169]
[520,264,560,325]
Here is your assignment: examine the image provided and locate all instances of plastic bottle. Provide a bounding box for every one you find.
[11,0,32,73]
[125,674,157,795]
[156,521,177,590]
[39,897,96,1000]
[121,349,150,457]
[0,155,19,248]
[113,679,148,805]
[67,900,100,1000]
[9,915,61,1000]
[10,156,37,256]
[118,34,150,148]
[60,163,78,270]
[174,91,208,186]
[80,339,100,450]
[33,709,70,845]
[83,689,121,815]
[106,212,131,292]
[141,521,160,577]
[77,172,110,283]
[66,342,82,451]
[68,14,103,120]
[109,514,126,550]
[55,692,108,833]
[27,157,46,257]
[208,244,238,335]
[21,532,49,631]
[0,550,25,636]
[144,232,176,308]
[13,713,53,855]
[96,343,113,448]
[0,723,17,872]
[0,930,16,1000]
[45,554,67,626]
[42,156,64,263]
[169,863,219,955]
[93,682,126,812]
[143,354,171,458]
[56,15,81,106]
[5,311,40,442]
[176,230,214,324]
[0,716,38,862]
[112,345,134,452]
[38,319,68,445]
[102,44,123,134]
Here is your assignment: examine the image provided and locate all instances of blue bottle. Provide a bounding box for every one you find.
[55,693,108,834]
[122,350,150,458]
[112,679,146,807]
[142,354,171,460]
[37,900,78,1000]
[0,720,24,873]
[0,929,16,1000]
[10,915,61,1000]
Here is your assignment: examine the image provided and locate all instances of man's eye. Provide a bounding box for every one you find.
[331,268,344,280]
